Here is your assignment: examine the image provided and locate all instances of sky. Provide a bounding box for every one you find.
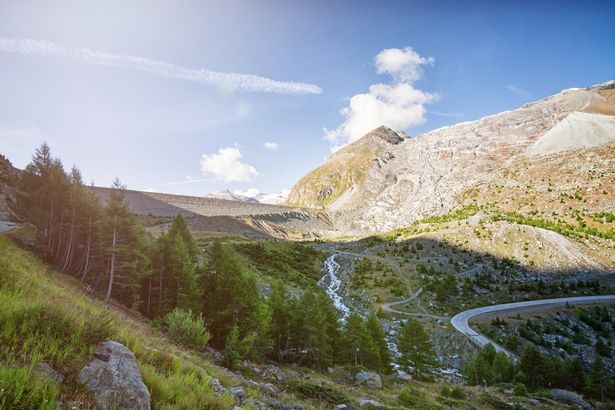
[1,0,614,197]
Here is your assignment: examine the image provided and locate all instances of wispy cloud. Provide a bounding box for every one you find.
[263,141,280,150]
[0,38,323,95]
[505,85,532,99]
[429,110,465,118]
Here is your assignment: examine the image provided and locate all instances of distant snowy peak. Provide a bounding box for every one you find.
[201,189,289,205]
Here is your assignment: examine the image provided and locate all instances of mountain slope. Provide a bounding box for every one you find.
[288,81,615,232]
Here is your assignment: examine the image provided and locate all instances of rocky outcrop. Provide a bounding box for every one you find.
[78,340,150,410]
[354,371,382,389]
[550,389,593,410]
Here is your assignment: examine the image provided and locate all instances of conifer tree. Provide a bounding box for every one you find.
[398,317,437,376]
[366,311,392,373]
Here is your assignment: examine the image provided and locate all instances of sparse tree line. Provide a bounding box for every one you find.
[465,344,615,404]
[10,143,439,375]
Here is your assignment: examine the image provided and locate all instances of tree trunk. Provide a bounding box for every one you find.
[105,215,117,303]
[146,277,152,316]
[62,200,76,271]
[81,216,92,282]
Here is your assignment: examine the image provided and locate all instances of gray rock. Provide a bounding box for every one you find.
[550,389,593,410]
[262,382,280,396]
[335,405,348,409]
[354,371,382,389]
[265,400,304,410]
[262,364,286,381]
[358,398,383,408]
[229,386,246,402]
[34,362,64,384]
[397,370,412,381]
[210,378,226,395]
[78,340,150,410]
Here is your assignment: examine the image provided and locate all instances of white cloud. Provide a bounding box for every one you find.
[200,147,259,182]
[325,47,437,150]
[264,141,280,150]
[375,47,434,83]
[0,38,323,95]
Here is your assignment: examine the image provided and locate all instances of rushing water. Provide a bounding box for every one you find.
[319,254,350,319]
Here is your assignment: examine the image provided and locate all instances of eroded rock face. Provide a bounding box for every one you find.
[78,340,150,410]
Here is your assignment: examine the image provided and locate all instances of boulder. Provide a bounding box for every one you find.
[78,340,150,410]
[358,398,383,408]
[550,389,593,410]
[262,364,286,381]
[354,371,382,389]
[34,362,64,384]
[210,378,226,395]
[262,382,280,396]
[229,386,246,402]
[396,370,412,382]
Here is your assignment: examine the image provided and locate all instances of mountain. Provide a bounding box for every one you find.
[202,189,290,205]
[287,81,615,232]
[202,189,260,203]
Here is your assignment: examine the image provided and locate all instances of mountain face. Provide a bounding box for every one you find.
[288,81,615,232]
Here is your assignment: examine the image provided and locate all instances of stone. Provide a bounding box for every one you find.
[262,382,280,396]
[550,389,593,410]
[229,386,246,402]
[34,362,64,384]
[78,340,150,410]
[358,398,383,408]
[335,405,348,409]
[210,378,226,395]
[354,371,382,389]
[262,364,285,381]
[396,370,412,381]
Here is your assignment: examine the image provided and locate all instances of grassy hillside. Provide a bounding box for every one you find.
[0,234,235,409]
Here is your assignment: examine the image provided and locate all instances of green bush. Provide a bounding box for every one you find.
[451,385,465,399]
[439,384,452,397]
[292,380,349,405]
[0,366,59,410]
[165,309,210,350]
[399,387,442,409]
[513,383,527,396]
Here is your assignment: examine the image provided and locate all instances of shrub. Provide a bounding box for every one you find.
[451,385,465,399]
[399,387,442,409]
[513,383,527,396]
[291,381,349,405]
[164,309,210,350]
[0,366,58,410]
[439,384,452,397]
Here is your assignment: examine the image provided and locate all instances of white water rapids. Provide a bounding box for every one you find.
[319,254,350,319]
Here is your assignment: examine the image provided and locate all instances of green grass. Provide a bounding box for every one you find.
[0,367,59,410]
[233,240,325,289]
[0,235,233,409]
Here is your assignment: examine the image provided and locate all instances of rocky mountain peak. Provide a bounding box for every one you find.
[359,125,406,146]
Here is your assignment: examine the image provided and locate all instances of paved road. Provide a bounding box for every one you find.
[451,295,615,359]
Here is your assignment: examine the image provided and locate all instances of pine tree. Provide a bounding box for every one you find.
[586,355,607,403]
[366,311,392,374]
[268,280,294,362]
[398,317,437,376]
[340,313,379,369]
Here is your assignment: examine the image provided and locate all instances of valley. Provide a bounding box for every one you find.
[1,80,615,409]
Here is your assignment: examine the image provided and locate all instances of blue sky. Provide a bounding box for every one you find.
[1,0,614,197]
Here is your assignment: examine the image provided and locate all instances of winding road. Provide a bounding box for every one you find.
[451,294,615,359]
